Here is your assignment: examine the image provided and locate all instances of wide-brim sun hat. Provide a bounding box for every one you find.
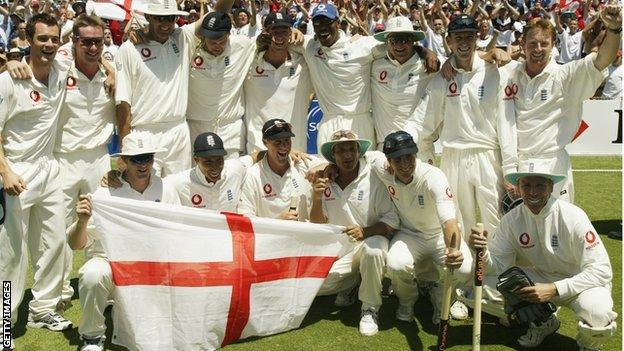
[505,160,566,185]
[142,0,188,16]
[112,131,167,157]
[373,15,425,42]
[320,130,371,164]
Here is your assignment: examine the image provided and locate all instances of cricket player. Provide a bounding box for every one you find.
[163,132,253,211]
[310,130,399,336]
[55,14,115,309]
[467,161,616,350]
[503,7,621,203]
[291,3,438,149]
[187,10,255,157]
[238,119,320,220]
[68,132,180,351]
[367,131,471,325]
[0,13,72,340]
[244,12,313,153]
[415,14,517,243]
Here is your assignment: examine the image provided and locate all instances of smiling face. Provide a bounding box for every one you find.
[103,28,113,45]
[268,25,291,51]
[264,137,292,167]
[74,25,104,67]
[146,14,177,43]
[312,16,339,47]
[203,33,229,56]
[122,154,155,182]
[237,11,249,26]
[387,33,416,64]
[518,176,553,214]
[522,26,553,76]
[448,31,477,63]
[28,22,60,66]
[433,19,445,34]
[388,154,415,184]
[194,155,225,183]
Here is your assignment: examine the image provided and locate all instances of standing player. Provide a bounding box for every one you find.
[244,12,313,153]
[368,131,471,324]
[504,7,621,203]
[310,129,399,336]
[68,132,180,351]
[187,10,255,157]
[416,14,517,242]
[468,164,616,350]
[0,13,72,341]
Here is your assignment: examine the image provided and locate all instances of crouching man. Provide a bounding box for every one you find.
[467,161,616,350]
[67,132,180,351]
[310,130,399,336]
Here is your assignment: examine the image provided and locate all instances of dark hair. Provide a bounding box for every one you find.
[26,13,60,39]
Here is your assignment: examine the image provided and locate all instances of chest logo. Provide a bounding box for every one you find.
[29,90,41,103]
[193,56,204,67]
[504,83,518,99]
[141,48,151,58]
[379,70,388,81]
[449,82,458,94]
[191,194,203,206]
[324,187,332,198]
[263,183,273,194]
[540,89,548,101]
[418,195,424,206]
[519,232,531,246]
[387,185,395,196]
[66,76,77,88]
[445,187,453,199]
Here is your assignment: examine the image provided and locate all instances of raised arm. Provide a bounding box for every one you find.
[593,5,621,71]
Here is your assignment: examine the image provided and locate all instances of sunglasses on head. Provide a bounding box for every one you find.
[128,154,154,165]
[265,122,292,134]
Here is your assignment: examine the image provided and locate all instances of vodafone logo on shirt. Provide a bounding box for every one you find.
[445,187,453,199]
[262,183,276,198]
[323,187,335,201]
[253,66,268,77]
[447,82,459,97]
[378,70,388,84]
[519,232,534,248]
[387,185,396,197]
[585,230,600,249]
[314,48,326,60]
[193,56,204,67]
[141,48,155,61]
[191,194,203,207]
[66,76,77,90]
[29,90,41,103]
[504,83,519,100]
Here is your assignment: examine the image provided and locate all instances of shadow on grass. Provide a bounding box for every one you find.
[593,220,622,238]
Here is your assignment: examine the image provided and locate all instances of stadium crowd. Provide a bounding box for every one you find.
[0,0,621,349]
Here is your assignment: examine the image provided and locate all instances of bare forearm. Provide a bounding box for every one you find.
[442,219,461,250]
[309,199,328,223]
[68,220,89,250]
[362,222,395,238]
[594,29,621,70]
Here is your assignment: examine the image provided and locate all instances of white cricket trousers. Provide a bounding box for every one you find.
[187,117,245,158]
[77,257,113,338]
[0,157,66,322]
[440,148,503,242]
[518,149,574,203]
[55,146,111,302]
[133,120,192,177]
[316,112,376,152]
[317,235,388,311]
[386,230,473,306]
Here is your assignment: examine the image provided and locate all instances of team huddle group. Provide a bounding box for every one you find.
[0,0,620,349]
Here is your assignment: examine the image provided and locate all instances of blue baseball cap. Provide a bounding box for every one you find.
[311,3,338,20]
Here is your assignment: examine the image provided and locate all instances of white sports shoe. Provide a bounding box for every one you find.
[450,300,469,320]
[81,335,105,351]
[27,312,73,331]
[517,315,560,348]
[334,286,358,308]
[395,304,414,322]
[359,309,379,336]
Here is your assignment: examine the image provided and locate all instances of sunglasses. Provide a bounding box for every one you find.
[128,154,155,165]
[76,36,104,47]
[152,15,177,23]
[388,34,415,45]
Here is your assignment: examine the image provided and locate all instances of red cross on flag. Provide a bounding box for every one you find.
[91,195,348,350]
[89,0,149,21]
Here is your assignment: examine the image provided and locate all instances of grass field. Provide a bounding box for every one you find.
[11,156,622,351]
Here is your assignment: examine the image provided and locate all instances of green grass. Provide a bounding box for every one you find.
[13,157,622,351]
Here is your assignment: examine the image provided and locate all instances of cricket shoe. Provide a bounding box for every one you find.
[359,309,379,336]
[81,335,105,351]
[517,315,560,348]
[450,300,469,320]
[27,312,73,331]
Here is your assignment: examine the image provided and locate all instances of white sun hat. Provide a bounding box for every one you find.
[374,15,425,42]
[113,131,166,157]
[142,0,188,16]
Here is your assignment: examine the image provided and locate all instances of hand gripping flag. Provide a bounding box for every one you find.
[91,194,350,350]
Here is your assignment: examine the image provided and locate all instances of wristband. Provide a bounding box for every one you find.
[608,27,622,34]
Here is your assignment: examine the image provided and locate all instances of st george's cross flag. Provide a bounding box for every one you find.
[88,0,149,21]
[90,194,350,351]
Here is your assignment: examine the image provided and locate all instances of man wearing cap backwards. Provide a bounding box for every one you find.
[415,14,517,246]
[244,12,313,153]
[290,3,438,149]
[0,13,73,341]
[309,129,399,336]
[467,164,616,350]
[68,132,180,351]
[187,9,256,157]
[163,132,254,211]
[362,131,471,325]
[502,7,621,203]
[115,0,234,175]
[238,118,320,220]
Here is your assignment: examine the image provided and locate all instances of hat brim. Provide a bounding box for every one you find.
[199,28,230,38]
[267,20,292,28]
[505,172,566,185]
[384,145,418,159]
[320,139,372,164]
[112,148,167,157]
[263,130,296,140]
[447,28,480,34]
[312,13,338,20]
[143,8,189,16]
[374,29,425,42]
[194,149,227,157]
